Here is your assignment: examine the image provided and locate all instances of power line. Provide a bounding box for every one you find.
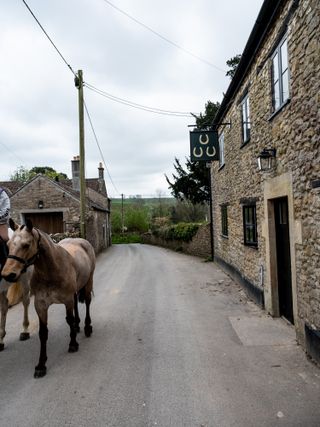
[83,99,121,196]
[85,82,192,117]
[21,1,193,118]
[101,0,226,72]
[21,0,76,76]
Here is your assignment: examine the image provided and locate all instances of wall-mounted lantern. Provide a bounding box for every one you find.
[38,200,44,209]
[257,148,276,171]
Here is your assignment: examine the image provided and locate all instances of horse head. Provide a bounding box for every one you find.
[1,219,40,283]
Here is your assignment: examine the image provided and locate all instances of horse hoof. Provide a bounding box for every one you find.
[84,325,92,337]
[34,367,47,378]
[68,343,79,353]
[20,332,30,341]
[0,343,4,352]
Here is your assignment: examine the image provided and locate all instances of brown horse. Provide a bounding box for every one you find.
[2,219,96,378]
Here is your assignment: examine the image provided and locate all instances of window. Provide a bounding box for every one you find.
[241,94,250,144]
[271,35,289,111]
[221,205,228,237]
[219,132,225,168]
[243,205,258,246]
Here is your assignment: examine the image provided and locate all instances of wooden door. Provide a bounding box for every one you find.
[274,197,293,323]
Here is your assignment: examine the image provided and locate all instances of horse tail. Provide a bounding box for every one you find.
[78,287,86,304]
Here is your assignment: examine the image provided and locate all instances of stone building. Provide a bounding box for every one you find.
[211,0,319,360]
[0,157,111,254]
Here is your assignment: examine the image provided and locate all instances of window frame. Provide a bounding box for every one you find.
[242,204,258,247]
[241,93,251,145]
[271,34,290,112]
[221,204,228,238]
[218,132,225,169]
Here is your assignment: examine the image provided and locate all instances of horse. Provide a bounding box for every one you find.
[2,219,96,378]
[0,228,32,351]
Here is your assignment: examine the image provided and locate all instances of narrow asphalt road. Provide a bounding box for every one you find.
[0,244,319,427]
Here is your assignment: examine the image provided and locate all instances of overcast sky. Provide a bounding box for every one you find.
[1,0,263,198]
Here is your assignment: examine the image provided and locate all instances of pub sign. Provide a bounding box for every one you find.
[189,130,219,162]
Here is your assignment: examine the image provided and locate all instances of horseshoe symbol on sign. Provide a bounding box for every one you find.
[206,147,216,157]
[199,134,209,145]
[193,147,203,158]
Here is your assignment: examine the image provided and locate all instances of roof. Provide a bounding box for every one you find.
[0,175,110,212]
[213,0,288,125]
[0,181,23,196]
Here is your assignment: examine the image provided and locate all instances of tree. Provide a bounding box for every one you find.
[166,157,210,204]
[165,101,220,205]
[10,166,68,182]
[226,54,242,79]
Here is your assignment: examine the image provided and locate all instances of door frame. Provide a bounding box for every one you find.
[262,172,300,323]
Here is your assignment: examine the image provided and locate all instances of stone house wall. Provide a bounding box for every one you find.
[10,175,110,254]
[10,175,80,230]
[212,0,319,352]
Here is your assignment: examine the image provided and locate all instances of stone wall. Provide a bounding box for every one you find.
[10,175,80,230]
[143,223,211,258]
[10,175,110,254]
[212,0,320,351]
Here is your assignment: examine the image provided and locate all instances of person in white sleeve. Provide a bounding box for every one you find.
[0,187,10,275]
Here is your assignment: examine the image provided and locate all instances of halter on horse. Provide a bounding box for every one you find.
[0,225,31,351]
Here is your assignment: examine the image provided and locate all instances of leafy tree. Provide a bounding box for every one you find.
[166,157,210,204]
[10,166,30,183]
[226,54,242,79]
[165,101,220,205]
[10,166,68,182]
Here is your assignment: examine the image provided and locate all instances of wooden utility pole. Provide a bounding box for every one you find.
[121,194,124,234]
[75,70,86,238]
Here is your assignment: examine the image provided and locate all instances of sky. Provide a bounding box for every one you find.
[0,0,264,198]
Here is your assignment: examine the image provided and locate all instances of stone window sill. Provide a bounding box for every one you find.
[268,98,291,121]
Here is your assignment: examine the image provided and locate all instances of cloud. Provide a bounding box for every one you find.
[0,0,264,197]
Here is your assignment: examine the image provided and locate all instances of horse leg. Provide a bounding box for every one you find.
[0,292,9,351]
[34,298,48,378]
[65,300,79,353]
[84,275,93,337]
[74,293,80,333]
[20,284,30,341]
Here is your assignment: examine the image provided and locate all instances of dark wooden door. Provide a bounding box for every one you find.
[274,197,293,323]
[24,212,63,234]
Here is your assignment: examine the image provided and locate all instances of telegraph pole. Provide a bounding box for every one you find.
[75,70,86,238]
[121,194,124,234]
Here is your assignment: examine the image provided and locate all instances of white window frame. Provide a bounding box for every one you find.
[271,35,289,111]
[219,132,225,168]
[241,94,250,144]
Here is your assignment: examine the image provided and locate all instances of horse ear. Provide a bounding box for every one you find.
[25,218,33,232]
[9,218,19,231]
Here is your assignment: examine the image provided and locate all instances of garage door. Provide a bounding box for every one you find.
[24,212,64,234]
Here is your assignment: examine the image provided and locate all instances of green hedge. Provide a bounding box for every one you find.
[153,222,200,242]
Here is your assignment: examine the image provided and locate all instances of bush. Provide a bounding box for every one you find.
[154,222,200,242]
[112,233,142,244]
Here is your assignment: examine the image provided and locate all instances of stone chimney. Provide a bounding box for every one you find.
[71,156,80,191]
[98,162,104,181]
[98,162,104,193]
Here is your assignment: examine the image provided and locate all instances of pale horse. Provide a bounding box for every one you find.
[0,226,32,351]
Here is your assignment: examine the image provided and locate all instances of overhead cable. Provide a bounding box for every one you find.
[101,0,225,72]
[83,100,121,196]
[85,82,191,117]
[22,0,76,76]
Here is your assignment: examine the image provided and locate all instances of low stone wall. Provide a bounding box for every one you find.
[143,223,211,259]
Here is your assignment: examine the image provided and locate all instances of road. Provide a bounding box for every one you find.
[0,244,319,427]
